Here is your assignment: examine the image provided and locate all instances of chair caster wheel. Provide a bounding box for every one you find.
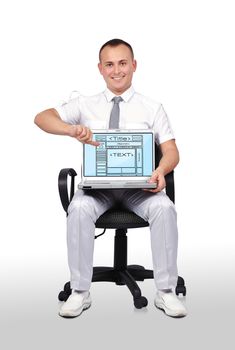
[175,285,186,296]
[58,291,70,302]
[134,296,148,309]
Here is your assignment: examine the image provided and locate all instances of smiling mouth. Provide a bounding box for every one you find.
[112,76,125,80]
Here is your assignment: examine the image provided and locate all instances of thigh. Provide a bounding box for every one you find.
[68,189,117,216]
[122,190,174,221]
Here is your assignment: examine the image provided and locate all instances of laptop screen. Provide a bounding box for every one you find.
[83,131,154,177]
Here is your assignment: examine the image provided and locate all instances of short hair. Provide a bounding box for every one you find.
[99,38,134,61]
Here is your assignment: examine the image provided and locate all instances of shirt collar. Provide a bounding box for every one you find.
[103,86,135,103]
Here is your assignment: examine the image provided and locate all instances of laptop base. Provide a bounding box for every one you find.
[78,181,157,190]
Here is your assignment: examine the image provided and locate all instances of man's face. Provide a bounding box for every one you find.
[98,44,137,95]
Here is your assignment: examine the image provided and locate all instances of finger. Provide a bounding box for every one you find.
[71,125,82,138]
[148,179,156,184]
[148,173,158,183]
[155,183,165,192]
[84,129,100,146]
[143,188,158,193]
[81,128,95,143]
[75,125,85,137]
[80,126,93,140]
[148,187,161,193]
[143,183,158,192]
[86,140,100,146]
[79,127,90,139]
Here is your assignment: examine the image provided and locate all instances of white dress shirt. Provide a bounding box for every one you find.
[55,86,174,145]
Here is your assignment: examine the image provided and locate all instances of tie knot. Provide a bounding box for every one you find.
[112,96,123,104]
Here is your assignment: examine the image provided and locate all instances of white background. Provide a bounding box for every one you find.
[0,0,234,349]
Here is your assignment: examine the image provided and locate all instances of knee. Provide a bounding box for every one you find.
[149,193,176,217]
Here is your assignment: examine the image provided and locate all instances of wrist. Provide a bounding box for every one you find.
[67,124,77,137]
[155,166,165,176]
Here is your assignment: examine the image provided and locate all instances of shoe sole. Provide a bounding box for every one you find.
[154,301,187,318]
[59,302,92,318]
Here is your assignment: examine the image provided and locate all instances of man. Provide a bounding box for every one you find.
[34,38,187,318]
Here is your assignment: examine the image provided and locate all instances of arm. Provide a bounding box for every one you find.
[34,108,99,146]
[147,139,179,193]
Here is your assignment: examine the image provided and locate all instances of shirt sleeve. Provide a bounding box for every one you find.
[55,97,81,125]
[153,104,175,145]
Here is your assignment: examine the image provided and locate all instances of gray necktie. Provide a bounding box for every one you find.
[109,96,123,129]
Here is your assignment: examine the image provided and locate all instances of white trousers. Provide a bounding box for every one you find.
[67,189,178,291]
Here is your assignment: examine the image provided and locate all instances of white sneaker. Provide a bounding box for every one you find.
[59,291,92,318]
[154,291,187,318]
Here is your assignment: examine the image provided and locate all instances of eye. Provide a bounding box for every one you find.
[120,61,127,66]
[105,63,113,67]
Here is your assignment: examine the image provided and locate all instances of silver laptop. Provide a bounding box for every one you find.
[78,130,157,190]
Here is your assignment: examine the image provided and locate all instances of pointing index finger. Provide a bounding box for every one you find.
[86,140,100,146]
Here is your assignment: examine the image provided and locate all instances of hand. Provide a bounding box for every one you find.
[144,167,166,193]
[69,125,100,146]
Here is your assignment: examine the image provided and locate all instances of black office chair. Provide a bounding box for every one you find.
[58,147,186,309]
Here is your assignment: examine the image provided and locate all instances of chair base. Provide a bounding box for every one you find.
[92,265,186,307]
[58,267,186,309]
[92,264,152,308]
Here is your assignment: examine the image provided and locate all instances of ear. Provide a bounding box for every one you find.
[132,59,137,72]
[98,62,103,74]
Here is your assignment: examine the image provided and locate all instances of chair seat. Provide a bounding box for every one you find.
[95,209,149,229]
